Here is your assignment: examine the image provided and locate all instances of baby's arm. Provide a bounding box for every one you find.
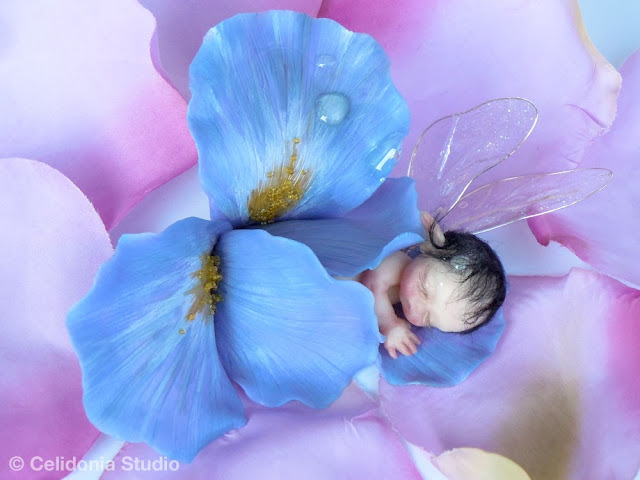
[359,252,421,359]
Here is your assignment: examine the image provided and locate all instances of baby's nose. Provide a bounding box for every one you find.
[403,300,419,320]
[402,299,412,315]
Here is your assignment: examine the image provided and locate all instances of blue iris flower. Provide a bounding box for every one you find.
[67,11,418,463]
[67,10,503,463]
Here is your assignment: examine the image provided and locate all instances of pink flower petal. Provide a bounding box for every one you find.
[380,270,640,480]
[0,159,112,479]
[432,448,531,480]
[530,50,640,284]
[319,0,621,180]
[0,1,197,229]
[104,385,422,479]
[139,0,323,98]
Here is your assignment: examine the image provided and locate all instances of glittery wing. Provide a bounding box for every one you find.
[408,98,538,219]
[439,168,613,234]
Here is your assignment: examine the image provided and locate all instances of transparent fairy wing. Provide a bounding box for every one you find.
[409,98,538,219]
[439,168,613,234]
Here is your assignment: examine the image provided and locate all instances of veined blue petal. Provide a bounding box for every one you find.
[67,218,245,462]
[261,177,424,276]
[379,309,506,386]
[214,229,379,408]
[189,10,409,225]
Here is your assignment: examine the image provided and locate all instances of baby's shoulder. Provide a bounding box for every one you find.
[361,251,410,291]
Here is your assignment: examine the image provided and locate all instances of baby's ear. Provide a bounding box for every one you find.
[420,211,446,247]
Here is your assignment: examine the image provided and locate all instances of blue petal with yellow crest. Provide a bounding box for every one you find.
[189,11,410,226]
[67,218,244,462]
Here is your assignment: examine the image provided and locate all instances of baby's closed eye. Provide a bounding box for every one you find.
[418,282,429,298]
[417,270,429,297]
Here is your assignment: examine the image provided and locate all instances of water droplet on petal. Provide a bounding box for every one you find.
[315,54,336,69]
[375,149,397,171]
[315,93,350,126]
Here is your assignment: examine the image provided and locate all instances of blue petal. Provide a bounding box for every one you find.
[67,218,245,462]
[189,11,409,225]
[214,229,379,408]
[261,177,424,276]
[379,309,506,386]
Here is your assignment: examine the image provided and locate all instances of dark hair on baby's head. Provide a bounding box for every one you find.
[423,222,506,333]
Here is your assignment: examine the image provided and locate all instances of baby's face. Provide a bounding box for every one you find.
[399,256,478,333]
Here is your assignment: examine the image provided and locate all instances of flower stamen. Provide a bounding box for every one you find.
[184,254,223,326]
[248,138,311,223]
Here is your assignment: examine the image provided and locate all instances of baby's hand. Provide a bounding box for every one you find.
[383,324,421,359]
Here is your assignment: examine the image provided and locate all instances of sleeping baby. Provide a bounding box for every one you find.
[352,212,506,359]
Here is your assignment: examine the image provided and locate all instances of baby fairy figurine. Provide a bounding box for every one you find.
[355,212,506,359]
[348,97,608,360]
